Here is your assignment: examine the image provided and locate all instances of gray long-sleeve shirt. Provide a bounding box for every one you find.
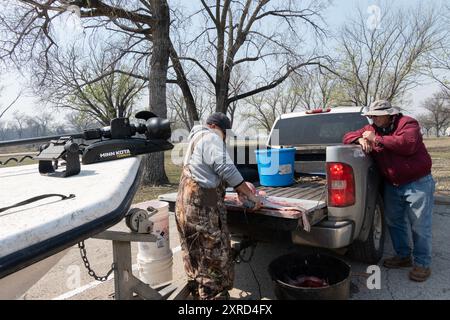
[183,125,244,189]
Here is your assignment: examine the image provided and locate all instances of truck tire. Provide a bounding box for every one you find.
[348,194,385,264]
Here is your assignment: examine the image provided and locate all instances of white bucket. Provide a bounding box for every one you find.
[135,200,171,260]
[133,200,173,285]
[137,253,173,286]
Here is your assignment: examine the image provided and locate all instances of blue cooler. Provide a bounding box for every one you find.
[255,147,296,187]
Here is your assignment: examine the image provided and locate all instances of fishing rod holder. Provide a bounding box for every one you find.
[35,136,81,177]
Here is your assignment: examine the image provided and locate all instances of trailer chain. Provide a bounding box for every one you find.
[78,241,115,282]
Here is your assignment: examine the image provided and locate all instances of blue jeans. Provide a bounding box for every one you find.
[384,174,435,268]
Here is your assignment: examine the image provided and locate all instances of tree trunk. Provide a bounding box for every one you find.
[169,41,199,125]
[216,65,231,114]
[142,0,170,186]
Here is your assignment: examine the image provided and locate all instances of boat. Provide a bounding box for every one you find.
[0,156,144,299]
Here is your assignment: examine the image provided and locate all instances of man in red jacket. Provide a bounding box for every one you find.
[343,100,435,282]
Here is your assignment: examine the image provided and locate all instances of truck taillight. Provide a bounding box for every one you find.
[327,162,355,207]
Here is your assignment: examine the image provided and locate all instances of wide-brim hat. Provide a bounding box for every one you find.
[362,100,400,116]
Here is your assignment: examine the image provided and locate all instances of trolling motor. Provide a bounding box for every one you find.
[0,111,173,177]
[82,112,172,165]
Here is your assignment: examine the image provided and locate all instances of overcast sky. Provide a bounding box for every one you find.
[0,0,446,124]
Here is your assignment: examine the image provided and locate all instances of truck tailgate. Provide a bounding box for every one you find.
[158,179,327,229]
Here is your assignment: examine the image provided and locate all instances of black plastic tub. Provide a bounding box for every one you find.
[268,252,351,300]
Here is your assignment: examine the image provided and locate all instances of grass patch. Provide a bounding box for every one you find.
[133,151,182,203]
[424,137,450,195]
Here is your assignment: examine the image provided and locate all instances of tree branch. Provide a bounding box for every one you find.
[0,92,22,119]
[228,61,328,104]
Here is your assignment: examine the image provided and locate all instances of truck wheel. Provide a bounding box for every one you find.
[348,194,385,264]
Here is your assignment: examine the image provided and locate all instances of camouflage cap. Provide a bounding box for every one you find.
[206,112,233,136]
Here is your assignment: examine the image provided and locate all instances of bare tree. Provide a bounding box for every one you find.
[416,113,434,137]
[243,77,303,133]
[24,116,40,137]
[167,86,213,131]
[171,0,332,119]
[0,1,335,186]
[168,62,250,129]
[336,4,442,106]
[35,110,55,136]
[244,94,278,133]
[0,91,22,119]
[0,120,7,140]
[227,65,250,126]
[1,111,69,140]
[65,111,102,133]
[421,91,450,137]
[292,68,341,109]
[426,46,450,97]
[0,0,173,185]
[35,46,146,126]
[424,3,450,96]
[12,111,27,139]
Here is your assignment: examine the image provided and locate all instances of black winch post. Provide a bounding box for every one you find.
[34,137,81,177]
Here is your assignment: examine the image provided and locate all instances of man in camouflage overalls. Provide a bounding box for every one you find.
[175,113,262,300]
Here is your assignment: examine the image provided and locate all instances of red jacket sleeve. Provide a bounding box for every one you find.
[375,119,421,156]
[343,125,372,144]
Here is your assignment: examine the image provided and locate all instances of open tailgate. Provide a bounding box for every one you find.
[158,180,327,229]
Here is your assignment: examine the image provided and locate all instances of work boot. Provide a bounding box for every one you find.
[409,266,431,282]
[382,256,413,269]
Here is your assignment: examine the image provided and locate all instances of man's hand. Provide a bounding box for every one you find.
[237,192,263,211]
[357,137,373,153]
[362,131,376,142]
[235,181,264,211]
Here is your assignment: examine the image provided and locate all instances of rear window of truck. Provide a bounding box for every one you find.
[270,112,369,145]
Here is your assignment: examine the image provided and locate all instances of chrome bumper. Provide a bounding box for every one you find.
[291,220,353,249]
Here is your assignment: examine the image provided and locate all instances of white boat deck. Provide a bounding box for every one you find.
[0,157,142,258]
[0,156,144,299]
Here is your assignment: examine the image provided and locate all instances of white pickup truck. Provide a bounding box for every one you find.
[159,107,385,264]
